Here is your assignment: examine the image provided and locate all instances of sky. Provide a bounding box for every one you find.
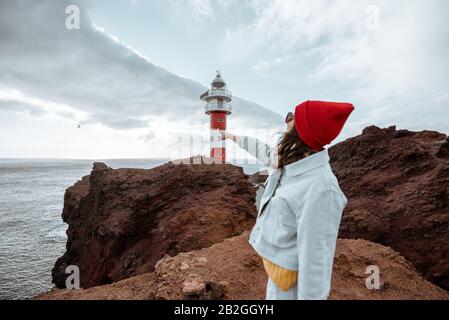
[0,0,448,159]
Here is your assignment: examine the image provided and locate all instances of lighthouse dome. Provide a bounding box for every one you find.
[211,71,226,88]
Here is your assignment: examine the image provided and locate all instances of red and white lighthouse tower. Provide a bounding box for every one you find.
[200,71,232,163]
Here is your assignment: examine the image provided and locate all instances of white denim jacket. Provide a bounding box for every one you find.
[237,136,347,300]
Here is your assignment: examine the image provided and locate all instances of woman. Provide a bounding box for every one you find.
[220,100,354,300]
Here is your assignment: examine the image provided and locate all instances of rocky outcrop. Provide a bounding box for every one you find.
[52,158,257,289]
[36,233,449,300]
[330,126,449,290]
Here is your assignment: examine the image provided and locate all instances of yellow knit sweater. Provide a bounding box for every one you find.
[262,258,298,291]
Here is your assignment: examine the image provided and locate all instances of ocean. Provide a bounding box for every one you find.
[0,158,263,300]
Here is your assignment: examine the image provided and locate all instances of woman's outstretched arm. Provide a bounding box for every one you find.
[219,130,277,168]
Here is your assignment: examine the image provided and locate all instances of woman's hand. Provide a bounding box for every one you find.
[218,130,237,142]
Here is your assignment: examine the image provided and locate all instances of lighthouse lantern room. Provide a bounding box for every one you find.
[200,71,232,162]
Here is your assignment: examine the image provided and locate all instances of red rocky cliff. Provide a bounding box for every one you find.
[330,126,449,290]
[52,158,257,289]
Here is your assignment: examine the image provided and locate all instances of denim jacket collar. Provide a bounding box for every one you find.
[284,148,330,177]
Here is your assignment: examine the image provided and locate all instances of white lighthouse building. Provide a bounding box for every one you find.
[200,71,233,162]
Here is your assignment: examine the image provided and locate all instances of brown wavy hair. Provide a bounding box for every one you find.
[277,126,317,169]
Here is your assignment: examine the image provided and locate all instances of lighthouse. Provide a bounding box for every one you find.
[200,71,232,163]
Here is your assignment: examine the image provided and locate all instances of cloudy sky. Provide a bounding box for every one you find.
[0,0,448,159]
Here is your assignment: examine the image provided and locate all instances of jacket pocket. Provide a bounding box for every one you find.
[269,197,297,248]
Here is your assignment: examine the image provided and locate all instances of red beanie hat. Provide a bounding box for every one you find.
[294,100,354,151]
